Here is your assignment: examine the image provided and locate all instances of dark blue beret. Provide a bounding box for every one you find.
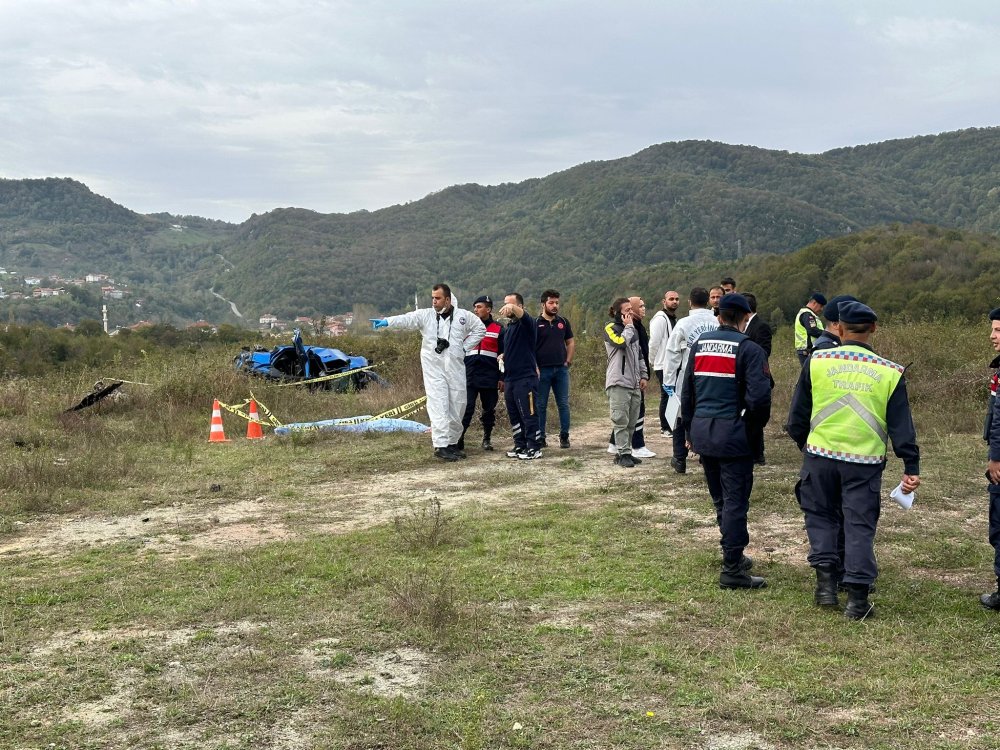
[718,293,751,313]
[473,295,493,306]
[839,301,878,325]
[989,307,1000,321]
[810,292,828,306]
[824,294,858,322]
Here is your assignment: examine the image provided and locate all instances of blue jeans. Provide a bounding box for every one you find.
[537,365,570,439]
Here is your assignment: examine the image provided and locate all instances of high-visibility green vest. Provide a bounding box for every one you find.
[805,344,904,464]
[794,307,824,351]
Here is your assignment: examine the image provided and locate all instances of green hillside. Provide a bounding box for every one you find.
[214,127,1000,318]
[2,127,999,326]
[579,223,1000,334]
[0,178,239,326]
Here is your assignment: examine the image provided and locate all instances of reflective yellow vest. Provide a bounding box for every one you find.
[805,344,904,464]
[794,307,824,351]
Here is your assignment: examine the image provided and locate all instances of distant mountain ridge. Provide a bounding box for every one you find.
[1,127,998,326]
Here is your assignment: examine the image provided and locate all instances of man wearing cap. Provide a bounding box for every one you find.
[459,295,503,452]
[813,294,858,352]
[372,283,486,461]
[786,301,920,619]
[980,308,1000,609]
[797,293,859,584]
[680,293,772,590]
[794,293,828,366]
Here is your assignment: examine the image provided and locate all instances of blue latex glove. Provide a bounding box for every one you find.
[663,384,675,396]
[370,318,388,330]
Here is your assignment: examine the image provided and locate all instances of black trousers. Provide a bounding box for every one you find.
[655,369,670,432]
[673,423,688,461]
[798,454,882,585]
[461,385,499,435]
[700,455,755,557]
[504,376,540,451]
[989,481,1000,577]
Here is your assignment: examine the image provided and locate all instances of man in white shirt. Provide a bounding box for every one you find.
[647,290,680,436]
[663,287,719,473]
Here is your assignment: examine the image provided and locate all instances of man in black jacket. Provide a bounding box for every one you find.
[681,293,772,590]
[981,307,1000,609]
[742,293,772,358]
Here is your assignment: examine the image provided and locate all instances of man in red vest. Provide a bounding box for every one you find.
[459,295,504,451]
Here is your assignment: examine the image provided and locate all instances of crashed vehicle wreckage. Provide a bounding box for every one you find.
[234,329,388,391]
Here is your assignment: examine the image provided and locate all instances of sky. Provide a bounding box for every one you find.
[1,1,998,223]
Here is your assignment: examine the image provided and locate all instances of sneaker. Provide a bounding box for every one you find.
[506,449,522,458]
[434,447,459,462]
[670,457,686,474]
[517,449,542,460]
[661,429,673,437]
[633,446,656,459]
[614,454,636,468]
[559,434,570,449]
[607,443,617,454]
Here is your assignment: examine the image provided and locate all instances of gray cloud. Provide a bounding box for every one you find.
[1,0,997,221]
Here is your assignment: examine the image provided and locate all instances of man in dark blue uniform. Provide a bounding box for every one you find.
[681,293,772,590]
[812,294,858,352]
[499,293,542,460]
[786,301,920,620]
[981,308,1000,609]
[459,295,503,452]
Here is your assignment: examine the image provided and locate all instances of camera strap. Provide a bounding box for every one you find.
[436,311,454,352]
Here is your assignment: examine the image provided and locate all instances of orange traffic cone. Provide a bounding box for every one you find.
[208,399,230,443]
[246,399,264,440]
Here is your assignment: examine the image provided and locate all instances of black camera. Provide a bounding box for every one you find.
[434,338,450,354]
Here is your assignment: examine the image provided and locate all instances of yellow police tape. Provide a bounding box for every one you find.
[215,394,429,432]
[216,395,283,427]
[271,365,376,387]
[330,396,428,425]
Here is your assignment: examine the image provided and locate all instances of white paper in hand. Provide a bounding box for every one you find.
[890,483,914,510]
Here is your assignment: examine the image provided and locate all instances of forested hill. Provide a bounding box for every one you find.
[1,127,999,326]
[576,223,1000,334]
[213,127,1000,317]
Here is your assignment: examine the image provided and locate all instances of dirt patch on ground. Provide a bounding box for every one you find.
[0,419,706,561]
[300,638,437,698]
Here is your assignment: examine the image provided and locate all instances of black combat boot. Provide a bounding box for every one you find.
[814,564,839,608]
[482,429,494,451]
[447,444,467,459]
[434,447,458,462]
[843,583,875,620]
[719,554,766,590]
[980,578,1000,610]
[740,555,753,571]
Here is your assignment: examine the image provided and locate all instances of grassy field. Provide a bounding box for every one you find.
[2,323,1000,749]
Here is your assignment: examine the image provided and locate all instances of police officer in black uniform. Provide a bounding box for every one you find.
[681,293,773,590]
[786,301,920,620]
[459,295,503,451]
[981,307,1000,609]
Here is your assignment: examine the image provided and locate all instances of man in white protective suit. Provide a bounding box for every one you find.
[372,283,486,461]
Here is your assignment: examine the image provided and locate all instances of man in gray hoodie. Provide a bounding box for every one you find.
[604,297,649,468]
